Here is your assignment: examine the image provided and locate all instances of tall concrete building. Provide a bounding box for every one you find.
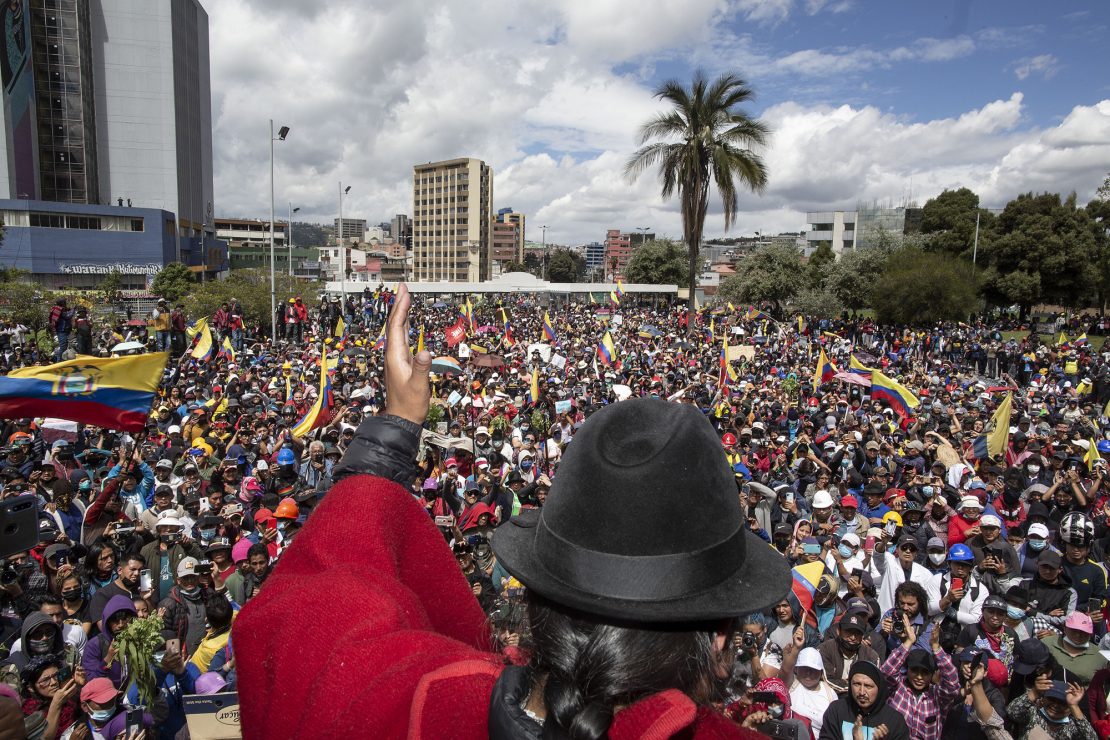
[495,207,525,260]
[412,157,492,282]
[0,0,219,274]
[334,217,366,242]
[604,229,632,279]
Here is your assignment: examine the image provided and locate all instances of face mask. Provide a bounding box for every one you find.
[963,511,980,522]
[89,704,116,723]
[61,588,83,602]
[199,529,216,541]
[921,486,934,497]
[277,521,288,534]
[838,636,860,655]
[838,544,854,559]
[180,586,201,598]
[153,651,166,665]
[841,459,851,468]
[1039,708,1071,725]
[1063,636,1089,649]
[1006,606,1026,620]
[928,553,946,566]
[28,637,52,654]
[1027,539,1047,551]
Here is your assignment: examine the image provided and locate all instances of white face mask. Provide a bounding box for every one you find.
[1028,465,1041,474]
[928,553,946,566]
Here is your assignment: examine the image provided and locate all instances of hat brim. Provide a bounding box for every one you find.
[492,510,792,622]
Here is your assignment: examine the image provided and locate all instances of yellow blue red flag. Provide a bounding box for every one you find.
[597,331,617,366]
[0,353,169,432]
[292,351,333,438]
[871,370,920,420]
[190,321,214,362]
[542,311,558,345]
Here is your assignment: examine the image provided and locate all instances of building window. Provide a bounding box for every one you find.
[30,213,65,228]
[65,215,101,229]
[130,218,144,232]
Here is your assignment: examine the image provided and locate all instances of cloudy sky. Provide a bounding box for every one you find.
[208,0,1110,246]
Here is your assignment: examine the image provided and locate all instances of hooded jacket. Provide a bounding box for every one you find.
[81,593,137,687]
[818,661,909,740]
[1020,570,1078,626]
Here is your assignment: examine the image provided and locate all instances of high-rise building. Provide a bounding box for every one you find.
[490,220,518,278]
[585,242,605,272]
[334,218,366,242]
[496,207,526,261]
[604,229,633,279]
[0,0,221,280]
[412,157,492,282]
[390,213,411,247]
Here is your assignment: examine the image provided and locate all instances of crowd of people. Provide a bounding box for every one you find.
[2,284,1110,739]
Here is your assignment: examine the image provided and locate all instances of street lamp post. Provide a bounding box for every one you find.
[269,120,290,343]
[288,204,300,277]
[540,225,548,279]
[338,182,352,305]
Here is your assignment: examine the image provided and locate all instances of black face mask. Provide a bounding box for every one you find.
[838,635,861,655]
[61,588,83,602]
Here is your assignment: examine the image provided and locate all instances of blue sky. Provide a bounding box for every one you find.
[209,0,1110,244]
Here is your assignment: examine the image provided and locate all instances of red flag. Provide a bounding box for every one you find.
[445,320,466,347]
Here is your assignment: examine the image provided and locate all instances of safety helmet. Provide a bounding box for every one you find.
[947,543,975,562]
[1097,439,1110,454]
[274,498,299,520]
[721,433,737,447]
[882,511,902,528]
[276,448,296,467]
[1059,511,1094,547]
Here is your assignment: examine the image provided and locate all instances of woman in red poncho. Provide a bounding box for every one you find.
[234,285,793,739]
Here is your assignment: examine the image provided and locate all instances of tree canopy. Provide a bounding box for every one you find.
[624,239,690,286]
[546,248,585,282]
[150,262,196,304]
[717,244,804,312]
[871,248,979,324]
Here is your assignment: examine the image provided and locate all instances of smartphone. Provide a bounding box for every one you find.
[139,569,152,592]
[785,492,795,504]
[433,515,455,528]
[749,691,781,705]
[759,719,796,740]
[1089,597,1103,614]
[864,535,875,552]
[951,577,964,592]
[883,521,896,537]
[126,708,144,735]
[165,638,181,656]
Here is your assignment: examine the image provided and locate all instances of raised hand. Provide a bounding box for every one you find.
[384,285,431,426]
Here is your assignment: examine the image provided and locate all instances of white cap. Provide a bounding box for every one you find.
[167,425,181,435]
[796,647,824,671]
[156,513,183,529]
[841,533,861,547]
[255,459,269,471]
[475,426,489,437]
[812,490,834,509]
[1028,522,1050,538]
[176,557,199,577]
[980,514,1002,528]
[959,496,982,510]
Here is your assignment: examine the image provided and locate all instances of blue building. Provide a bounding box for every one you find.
[585,241,605,271]
[0,199,227,289]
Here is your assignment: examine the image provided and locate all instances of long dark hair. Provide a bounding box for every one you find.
[83,542,119,583]
[527,592,724,740]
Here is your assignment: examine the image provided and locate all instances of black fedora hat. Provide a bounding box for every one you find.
[492,398,791,622]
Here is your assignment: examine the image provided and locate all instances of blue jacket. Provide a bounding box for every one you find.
[106,461,156,510]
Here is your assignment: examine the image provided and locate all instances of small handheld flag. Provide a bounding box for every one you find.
[334,317,346,338]
[292,350,333,438]
[416,325,425,354]
[528,371,541,405]
[542,311,558,345]
[190,322,214,362]
[597,331,616,366]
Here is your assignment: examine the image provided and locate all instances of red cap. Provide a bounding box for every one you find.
[840,495,859,508]
[883,488,906,504]
[81,677,118,704]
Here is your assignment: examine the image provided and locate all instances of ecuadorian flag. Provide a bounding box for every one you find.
[597,331,617,366]
[849,354,875,378]
[870,370,920,420]
[542,311,558,345]
[814,347,837,391]
[0,353,169,432]
[292,352,333,438]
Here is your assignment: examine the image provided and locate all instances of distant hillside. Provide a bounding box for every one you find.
[291,222,333,248]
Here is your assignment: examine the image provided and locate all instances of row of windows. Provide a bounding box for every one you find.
[28,213,143,231]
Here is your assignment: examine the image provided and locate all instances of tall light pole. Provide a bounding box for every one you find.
[269,121,290,343]
[338,182,351,305]
[540,224,548,279]
[287,204,300,276]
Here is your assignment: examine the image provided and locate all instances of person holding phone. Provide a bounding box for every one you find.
[18,655,84,739]
[879,611,960,740]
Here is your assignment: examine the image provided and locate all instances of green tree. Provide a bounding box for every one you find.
[625,70,769,326]
[99,270,123,304]
[824,246,891,314]
[150,262,195,303]
[980,192,1101,314]
[871,248,979,324]
[805,242,835,287]
[503,261,527,274]
[919,187,994,260]
[0,280,49,331]
[717,244,804,313]
[791,286,843,318]
[546,248,585,282]
[624,239,690,285]
[183,268,319,336]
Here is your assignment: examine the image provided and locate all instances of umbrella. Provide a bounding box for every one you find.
[342,346,369,358]
[111,341,144,352]
[431,301,448,309]
[471,354,505,368]
[431,356,464,375]
[854,352,878,364]
[638,325,662,338]
[125,319,147,326]
[833,371,871,387]
[673,341,694,351]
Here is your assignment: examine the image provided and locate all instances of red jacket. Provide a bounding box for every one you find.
[234,475,766,739]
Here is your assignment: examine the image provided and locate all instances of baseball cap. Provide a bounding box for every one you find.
[840,495,859,509]
[906,648,937,672]
[841,533,861,547]
[1027,523,1050,538]
[1039,551,1063,568]
[475,426,489,437]
[865,441,879,451]
[80,677,118,704]
[155,459,173,470]
[980,514,1002,528]
[959,496,982,510]
[206,537,232,553]
[176,557,200,577]
[1012,638,1051,675]
[1044,681,1068,702]
[839,613,867,634]
[796,647,824,671]
[1065,612,1094,634]
[254,459,269,471]
[475,457,489,469]
[896,535,919,550]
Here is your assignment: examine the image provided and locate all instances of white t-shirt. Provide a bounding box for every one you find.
[790,681,837,737]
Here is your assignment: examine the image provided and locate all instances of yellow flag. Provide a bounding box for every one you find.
[1087,437,1101,470]
[334,317,346,338]
[416,325,425,354]
[986,393,1012,457]
[189,322,213,360]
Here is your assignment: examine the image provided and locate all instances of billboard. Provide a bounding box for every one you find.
[1,0,36,198]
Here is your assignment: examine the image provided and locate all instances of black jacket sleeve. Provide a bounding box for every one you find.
[332,415,422,489]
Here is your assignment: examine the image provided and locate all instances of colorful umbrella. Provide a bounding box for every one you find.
[431,356,464,376]
[833,371,871,387]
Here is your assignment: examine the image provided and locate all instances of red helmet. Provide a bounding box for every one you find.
[721,433,737,447]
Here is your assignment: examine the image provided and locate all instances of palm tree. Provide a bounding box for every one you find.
[625,70,770,325]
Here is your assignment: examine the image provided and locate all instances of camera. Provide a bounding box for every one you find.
[891,608,906,636]
[0,565,19,586]
[196,560,212,574]
[741,632,758,649]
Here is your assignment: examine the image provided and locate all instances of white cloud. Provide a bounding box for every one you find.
[1013,54,1060,81]
[204,0,1109,249]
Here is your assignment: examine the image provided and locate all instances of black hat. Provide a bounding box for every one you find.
[1038,550,1063,568]
[1012,638,1051,675]
[839,612,868,634]
[906,648,937,672]
[491,399,791,622]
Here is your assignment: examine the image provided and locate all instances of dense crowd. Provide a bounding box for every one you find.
[2,286,1110,739]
